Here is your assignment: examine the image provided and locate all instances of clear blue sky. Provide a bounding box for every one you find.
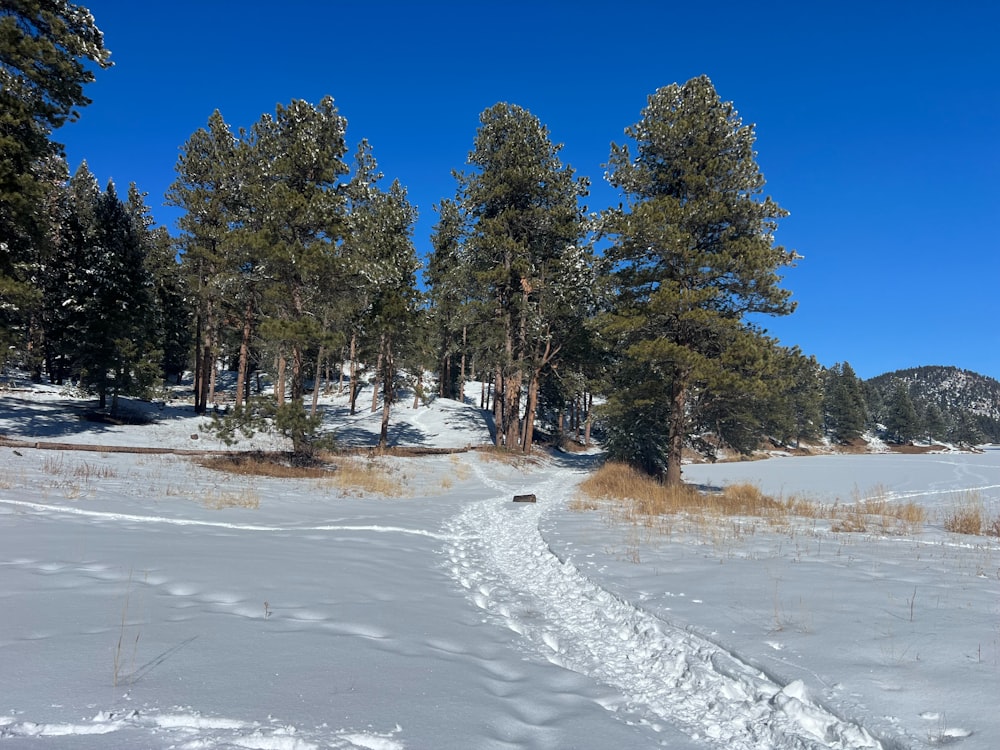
[58,1,999,381]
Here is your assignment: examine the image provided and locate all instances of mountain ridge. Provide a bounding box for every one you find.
[866,364,1000,441]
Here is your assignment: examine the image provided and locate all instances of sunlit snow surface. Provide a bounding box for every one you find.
[1,385,998,748]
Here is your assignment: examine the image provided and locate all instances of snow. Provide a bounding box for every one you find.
[1,384,998,748]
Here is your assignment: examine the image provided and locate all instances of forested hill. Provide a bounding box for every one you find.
[866,365,1000,442]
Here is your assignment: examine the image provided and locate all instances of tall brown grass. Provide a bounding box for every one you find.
[575,463,937,539]
[194,453,404,497]
[577,462,815,523]
[830,485,927,535]
[942,490,984,535]
[320,458,405,497]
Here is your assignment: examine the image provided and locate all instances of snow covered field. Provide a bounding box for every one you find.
[1,386,998,748]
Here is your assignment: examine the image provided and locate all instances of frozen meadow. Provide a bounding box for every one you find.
[0,386,998,749]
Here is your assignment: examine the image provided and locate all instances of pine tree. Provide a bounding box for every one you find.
[600,76,796,483]
[129,184,191,384]
[0,1,111,360]
[245,97,348,416]
[167,110,240,413]
[922,402,946,442]
[426,198,471,400]
[186,98,358,459]
[60,172,160,413]
[824,362,868,443]
[453,103,589,452]
[885,381,921,443]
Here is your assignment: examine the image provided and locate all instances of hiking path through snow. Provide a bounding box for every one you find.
[443,459,885,750]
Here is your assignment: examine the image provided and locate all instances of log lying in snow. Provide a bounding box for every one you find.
[512,493,537,503]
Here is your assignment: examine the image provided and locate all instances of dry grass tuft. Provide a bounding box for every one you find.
[449,454,471,481]
[986,515,1000,538]
[73,461,117,480]
[203,487,260,509]
[475,446,540,467]
[319,457,405,497]
[942,490,984,535]
[830,485,926,535]
[577,462,800,526]
[194,452,404,497]
[194,453,332,479]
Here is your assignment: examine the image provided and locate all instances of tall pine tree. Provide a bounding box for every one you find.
[600,76,796,484]
[453,103,589,452]
[0,0,111,362]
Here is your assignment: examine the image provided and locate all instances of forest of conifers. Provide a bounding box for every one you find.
[1,3,982,482]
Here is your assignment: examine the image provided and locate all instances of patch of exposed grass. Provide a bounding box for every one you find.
[319,457,405,497]
[475,446,540,467]
[577,462,815,523]
[942,490,985,535]
[195,452,405,497]
[202,487,261,509]
[449,454,471,481]
[831,485,927,535]
[194,453,332,479]
[576,464,939,544]
[73,461,117,480]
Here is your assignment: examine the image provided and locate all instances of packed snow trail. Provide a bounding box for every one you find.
[0,709,405,749]
[443,462,884,750]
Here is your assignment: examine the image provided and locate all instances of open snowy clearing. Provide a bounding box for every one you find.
[1,385,998,748]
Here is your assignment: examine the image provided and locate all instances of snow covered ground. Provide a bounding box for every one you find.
[1,384,998,748]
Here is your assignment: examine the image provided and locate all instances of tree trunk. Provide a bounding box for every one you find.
[291,344,304,403]
[493,367,503,447]
[193,312,204,413]
[310,344,324,417]
[441,351,451,398]
[338,348,346,396]
[522,370,540,454]
[234,298,252,409]
[665,371,690,486]
[503,370,521,449]
[378,338,394,449]
[208,357,217,408]
[199,345,213,414]
[583,391,593,447]
[458,326,467,402]
[371,334,384,413]
[276,354,286,406]
[349,336,358,413]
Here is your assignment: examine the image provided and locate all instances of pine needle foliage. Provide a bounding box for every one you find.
[600,76,797,484]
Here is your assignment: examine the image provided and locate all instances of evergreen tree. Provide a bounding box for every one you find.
[246,97,348,415]
[61,172,160,413]
[187,98,364,460]
[824,362,868,442]
[0,0,111,359]
[885,381,921,443]
[949,411,985,447]
[453,102,589,452]
[426,198,472,400]
[129,184,191,384]
[167,110,241,413]
[600,76,796,483]
[769,348,824,447]
[922,402,947,442]
[363,180,422,449]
